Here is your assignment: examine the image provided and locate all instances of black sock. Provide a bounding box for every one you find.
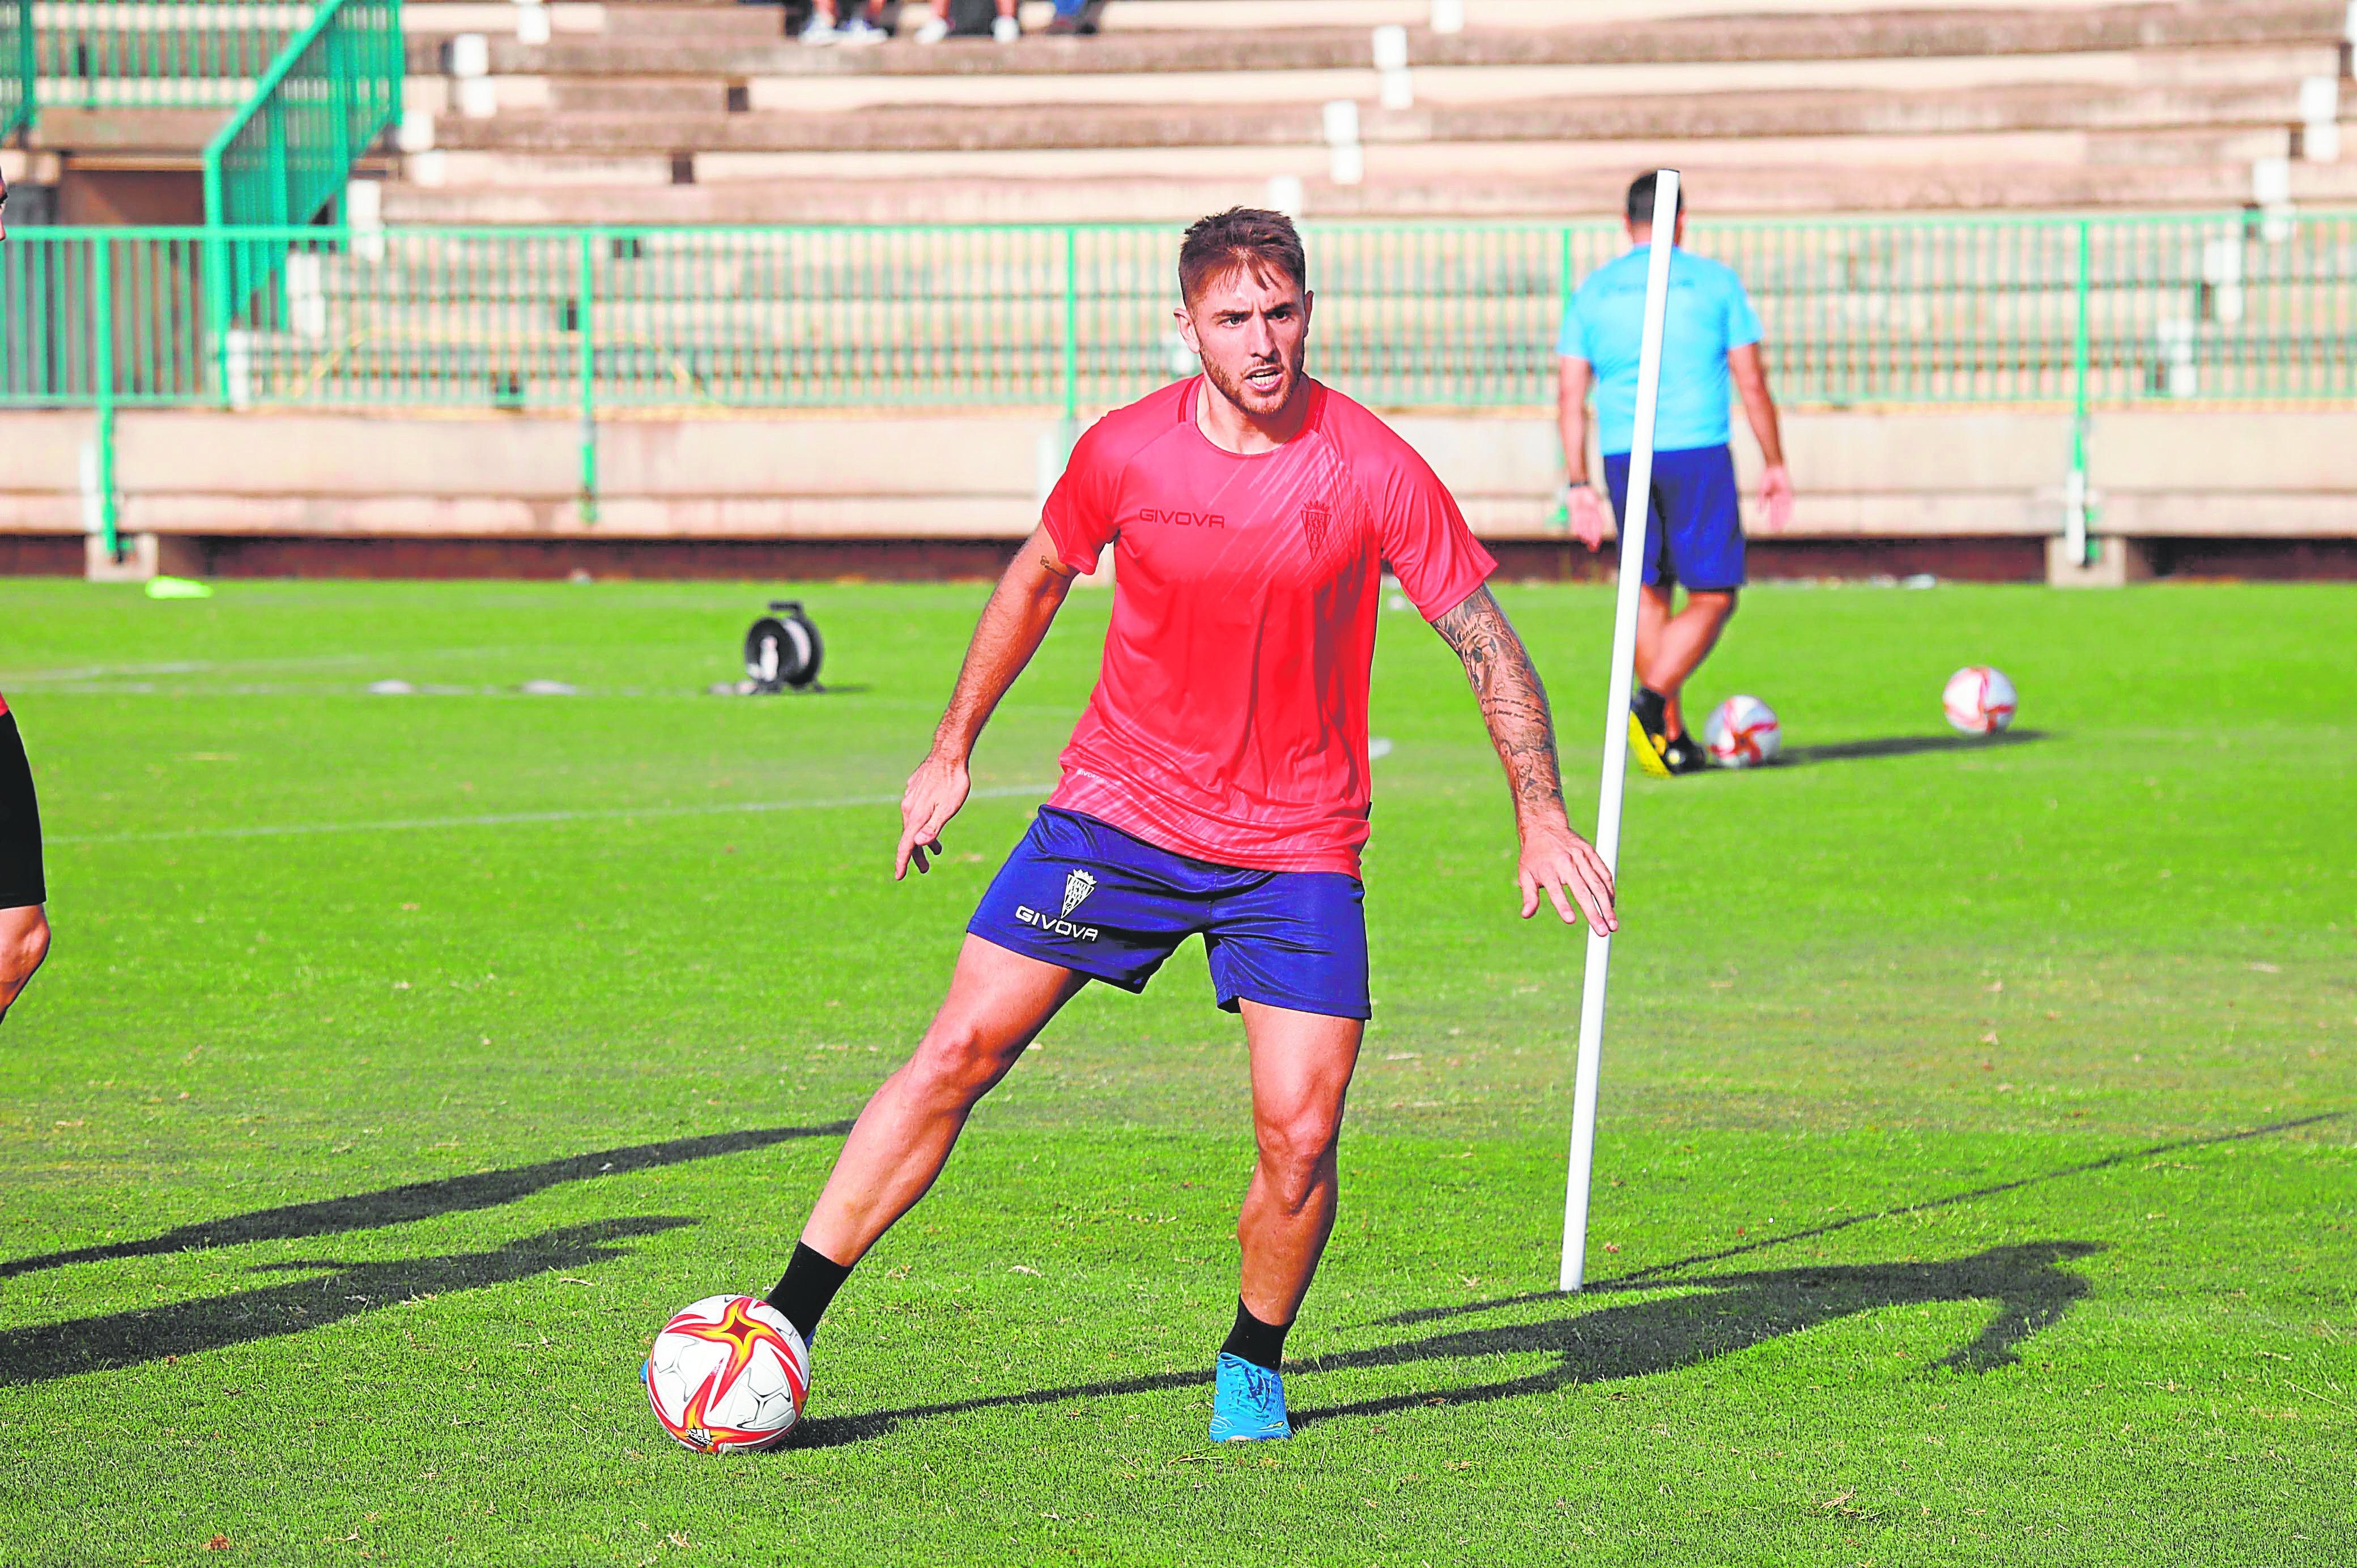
[764,1241,853,1347]
[1220,1298,1291,1371]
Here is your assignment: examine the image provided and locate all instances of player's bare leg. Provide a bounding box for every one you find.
[766,935,1084,1350]
[1235,1000,1362,1323]
[800,935,1086,1267]
[0,904,49,1025]
[1635,585,1738,736]
[1214,999,1362,1441]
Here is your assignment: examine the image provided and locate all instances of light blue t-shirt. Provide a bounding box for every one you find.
[1555,246,1762,456]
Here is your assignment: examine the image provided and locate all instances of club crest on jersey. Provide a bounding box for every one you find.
[1139,507,1225,528]
[1300,502,1330,553]
[1016,868,1101,941]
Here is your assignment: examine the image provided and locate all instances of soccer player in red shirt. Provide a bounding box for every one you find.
[759,209,1616,1442]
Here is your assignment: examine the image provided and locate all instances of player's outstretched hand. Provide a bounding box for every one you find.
[1759,464,1795,531]
[896,752,971,880]
[1518,821,1617,934]
[1567,484,1609,552]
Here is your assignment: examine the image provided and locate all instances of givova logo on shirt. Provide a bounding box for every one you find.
[1139,508,1225,528]
[1016,868,1101,941]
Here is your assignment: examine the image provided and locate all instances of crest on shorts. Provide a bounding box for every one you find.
[1061,868,1098,918]
[1300,502,1331,554]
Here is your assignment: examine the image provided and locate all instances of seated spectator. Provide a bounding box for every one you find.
[1044,0,1102,34]
[912,0,1020,43]
[798,0,888,45]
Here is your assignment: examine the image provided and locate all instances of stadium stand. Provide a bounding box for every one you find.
[384,0,2357,223]
[2,0,2354,583]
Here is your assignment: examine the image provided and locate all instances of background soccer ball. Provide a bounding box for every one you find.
[1942,666,2018,735]
[643,1295,809,1454]
[1703,694,1781,769]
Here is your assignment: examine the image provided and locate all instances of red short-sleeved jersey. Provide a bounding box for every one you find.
[1039,377,1496,876]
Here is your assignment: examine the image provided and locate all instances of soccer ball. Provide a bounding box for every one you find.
[643,1295,810,1454]
[1942,666,2018,735]
[1703,694,1781,768]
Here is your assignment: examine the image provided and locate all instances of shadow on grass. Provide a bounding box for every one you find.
[1375,1111,2343,1331]
[789,1241,2098,1448]
[1,1120,852,1281]
[1779,728,2049,765]
[0,1217,692,1385]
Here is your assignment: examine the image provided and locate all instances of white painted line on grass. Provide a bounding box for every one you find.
[0,648,522,684]
[51,782,1056,847]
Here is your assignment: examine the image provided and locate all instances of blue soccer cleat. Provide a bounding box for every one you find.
[1210,1352,1292,1442]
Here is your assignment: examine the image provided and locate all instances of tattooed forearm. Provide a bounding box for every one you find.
[1433,585,1568,823]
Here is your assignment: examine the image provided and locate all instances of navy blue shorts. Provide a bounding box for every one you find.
[1605,442,1745,592]
[968,807,1371,1021]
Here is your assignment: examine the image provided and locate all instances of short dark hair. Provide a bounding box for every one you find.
[1626,172,1686,228]
[1178,207,1307,305]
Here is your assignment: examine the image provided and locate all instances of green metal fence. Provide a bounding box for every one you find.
[25,0,310,117]
[2,0,29,140]
[5,213,2354,542]
[200,0,401,342]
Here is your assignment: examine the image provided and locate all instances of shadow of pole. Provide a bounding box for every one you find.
[0,1217,695,1386]
[2,1120,852,1281]
[789,1241,2101,1450]
[1375,1112,2342,1331]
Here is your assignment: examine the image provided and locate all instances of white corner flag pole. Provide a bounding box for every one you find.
[1560,168,1679,1294]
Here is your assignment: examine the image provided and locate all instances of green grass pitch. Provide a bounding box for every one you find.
[0,577,2349,1567]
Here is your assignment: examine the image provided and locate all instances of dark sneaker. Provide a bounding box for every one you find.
[1628,685,1674,780]
[1660,734,1709,775]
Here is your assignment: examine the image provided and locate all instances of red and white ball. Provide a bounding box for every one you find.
[1942,666,2018,735]
[643,1295,809,1453]
[1703,694,1781,769]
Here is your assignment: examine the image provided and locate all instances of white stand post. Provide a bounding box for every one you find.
[1560,169,1680,1293]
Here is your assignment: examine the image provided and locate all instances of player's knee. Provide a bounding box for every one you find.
[0,910,48,991]
[903,1019,1012,1104]
[1252,1114,1339,1209]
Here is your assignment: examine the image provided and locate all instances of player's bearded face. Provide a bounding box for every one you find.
[1180,265,1312,419]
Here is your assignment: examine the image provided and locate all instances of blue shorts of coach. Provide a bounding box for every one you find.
[1603,442,1746,593]
[968,806,1371,1021]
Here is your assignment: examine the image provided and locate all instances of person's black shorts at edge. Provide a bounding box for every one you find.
[0,710,46,910]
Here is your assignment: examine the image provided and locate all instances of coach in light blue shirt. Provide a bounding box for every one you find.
[1556,173,1793,778]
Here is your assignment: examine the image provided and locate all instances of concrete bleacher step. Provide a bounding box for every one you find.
[24,108,234,160]
[402,126,2298,192]
[420,80,2311,157]
[380,155,2357,224]
[419,42,2341,118]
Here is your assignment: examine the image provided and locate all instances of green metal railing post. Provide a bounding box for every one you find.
[2,0,32,141]
[2066,216,2093,565]
[92,236,120,560]
[578,229,599,525]
[1059,225,1079,425]
[1552,223,1577,531]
